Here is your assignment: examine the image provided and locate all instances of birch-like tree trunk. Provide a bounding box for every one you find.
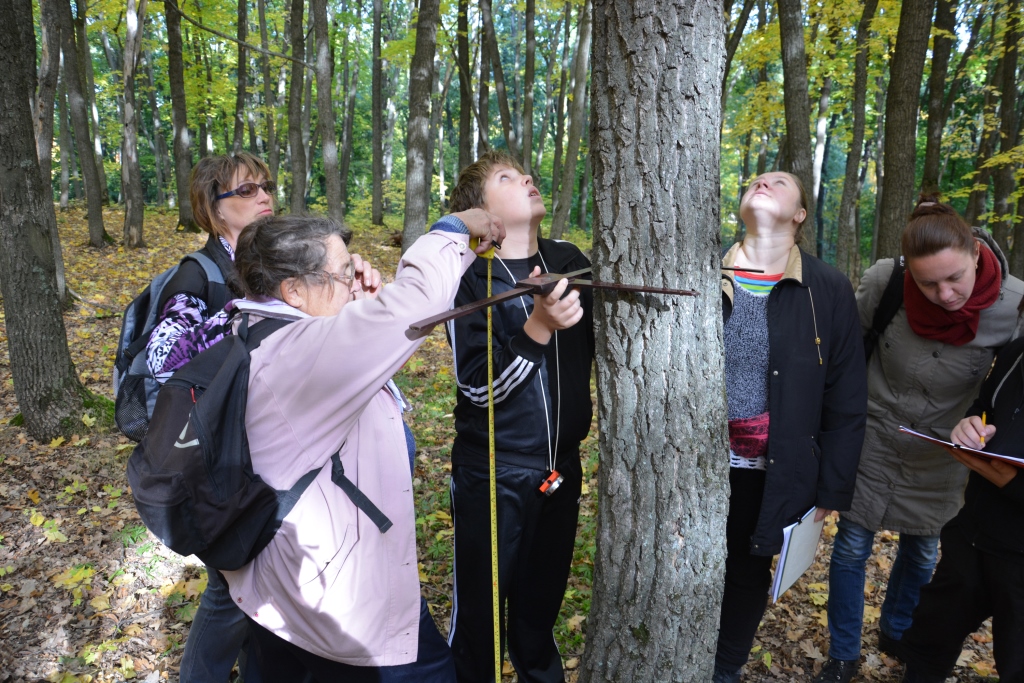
[122,0,148,248]
[874,0,935,260]
[0,0,87,440]
[549,0,592,239]
[580,0,728,679]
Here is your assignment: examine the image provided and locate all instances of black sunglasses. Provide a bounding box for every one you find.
[215,180,276,200]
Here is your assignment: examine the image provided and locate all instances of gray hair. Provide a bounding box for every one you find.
[234,214,352,299]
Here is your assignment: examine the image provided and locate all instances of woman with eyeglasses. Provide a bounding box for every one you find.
[216,212,499,679]
[145,151,277,683]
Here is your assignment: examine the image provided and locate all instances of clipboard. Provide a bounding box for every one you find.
[771,506,825,603]
[898,426,1024,468]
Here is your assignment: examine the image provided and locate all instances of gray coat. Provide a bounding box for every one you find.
[844,230,1024,535]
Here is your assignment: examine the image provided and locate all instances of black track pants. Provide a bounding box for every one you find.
[447,446,582,683]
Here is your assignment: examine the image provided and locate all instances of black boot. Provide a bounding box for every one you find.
[812,657,859,683]
[711,665,742,683]
[878,631,908,661]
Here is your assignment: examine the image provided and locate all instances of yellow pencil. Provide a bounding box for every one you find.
[981,411,987,446]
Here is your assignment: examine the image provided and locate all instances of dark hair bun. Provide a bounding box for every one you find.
[911,193,958,219]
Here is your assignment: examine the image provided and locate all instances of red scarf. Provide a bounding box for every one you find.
[903,243,1002,346]
[728,412,770,459]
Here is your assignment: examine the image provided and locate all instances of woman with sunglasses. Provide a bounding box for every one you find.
[145,151,276,683]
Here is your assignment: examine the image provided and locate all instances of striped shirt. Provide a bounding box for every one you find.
[734,270,783,295]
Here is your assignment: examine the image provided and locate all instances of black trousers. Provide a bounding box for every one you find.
[246,598,455,682]
[715,468,773,673]
[447,445,582,683]
[902,519,1024,683]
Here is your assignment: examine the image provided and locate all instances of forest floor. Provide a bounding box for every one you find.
[0,205,999,682]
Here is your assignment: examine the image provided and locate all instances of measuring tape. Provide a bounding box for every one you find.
[472,238,502,682]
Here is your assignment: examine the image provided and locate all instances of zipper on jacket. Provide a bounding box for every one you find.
[807,288,823,365]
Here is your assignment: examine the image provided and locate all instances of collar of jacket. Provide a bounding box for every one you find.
[720,241,804,306]
[470,238,585,288]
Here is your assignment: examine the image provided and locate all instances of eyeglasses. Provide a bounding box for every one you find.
[320,263,356,288]
[215,180,276,200]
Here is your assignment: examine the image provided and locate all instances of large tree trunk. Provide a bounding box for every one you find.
[777,0,817,253]
[35,0,62,186]
[580,0,728,679]
[371,0,384,224]
[835,0,879,281]
[480,0,521,159]
[257,0,280,183]
[312,0,343,223]
[402,0,441,250]
[56,0,107,247]
[920,0,958,194]
[457,0,474,172]
[522,0,536,175]
[549,0,592,239]
[288,0,306,213]
[989,0,1019,251]
[874,0,935,260]
[233,0,249,153]
[0,0,87,440]
[164,0,197,231]
[122,0,148,248]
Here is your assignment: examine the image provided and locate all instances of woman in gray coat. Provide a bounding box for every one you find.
[814,197,1024,683]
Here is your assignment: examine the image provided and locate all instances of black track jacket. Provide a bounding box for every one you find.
[446,239,594,471]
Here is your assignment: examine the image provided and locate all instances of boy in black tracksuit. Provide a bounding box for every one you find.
[901,335,1024,682]
[444,151,594,683]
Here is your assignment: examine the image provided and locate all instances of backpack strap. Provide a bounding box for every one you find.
[182,251,226,285]
[330,452,394,533]
[865,256,906,361]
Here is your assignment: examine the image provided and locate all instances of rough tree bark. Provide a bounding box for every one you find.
[56,0,107,247]
[288,0,306,213]
[371,0,384,224]
[122,0,149,249]
[164,0,197,231]
[835,0,879,281]
[0,0,88,440]
[457,0,474,172]
[874,0,935,260]
[990,0,1019,251]
[549,0,592,239]
[920,0,958,194]
[777,0,817,253]
[313,0,343,223]
[402,0,441,249]
[233,0,249,153]
[579,0,728,678]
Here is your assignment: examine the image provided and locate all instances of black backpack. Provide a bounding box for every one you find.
[864,256,906,361]
[127,314,393,571]
[114,252,225,442]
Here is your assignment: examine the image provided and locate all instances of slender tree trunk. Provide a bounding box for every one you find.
[920,0,958,194]
[836,0,879,280]
[720,0,755,114]
[477,34,491,157]
[549,0,592,239]
[551,0,572,211]
[122,0,148,248]
[164,0,196,230]
[990,0,1020,250]
[58,69,72,209]
[457,0,474,171]
[288,0,307,212]
[816,113,837,256]
[580,0,728,679]
[401,0,441,250]
[383,65,397,182]
[871,75,887,263]
[312,0,343,223]
[480,0,521,159]
[964,59,1002,226]
[56,0,107,247]
[302,13,315,191]
[233,0,249,153]
[77,0,110,206]
[522,0,536,175]
[371,0,384,224]
[777,0,817,253]
[576,139,590,233]
[875,0,935,260]
[35,0,62,186]
[534,13,563,172]
[0,0,87,440]
[144,50,168,206]
[258,0,279,182]
[339,1,361,213]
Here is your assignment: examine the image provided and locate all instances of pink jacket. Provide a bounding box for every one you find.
[223,231,475,665]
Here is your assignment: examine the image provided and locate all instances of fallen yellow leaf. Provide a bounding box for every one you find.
[27,490,40,504]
